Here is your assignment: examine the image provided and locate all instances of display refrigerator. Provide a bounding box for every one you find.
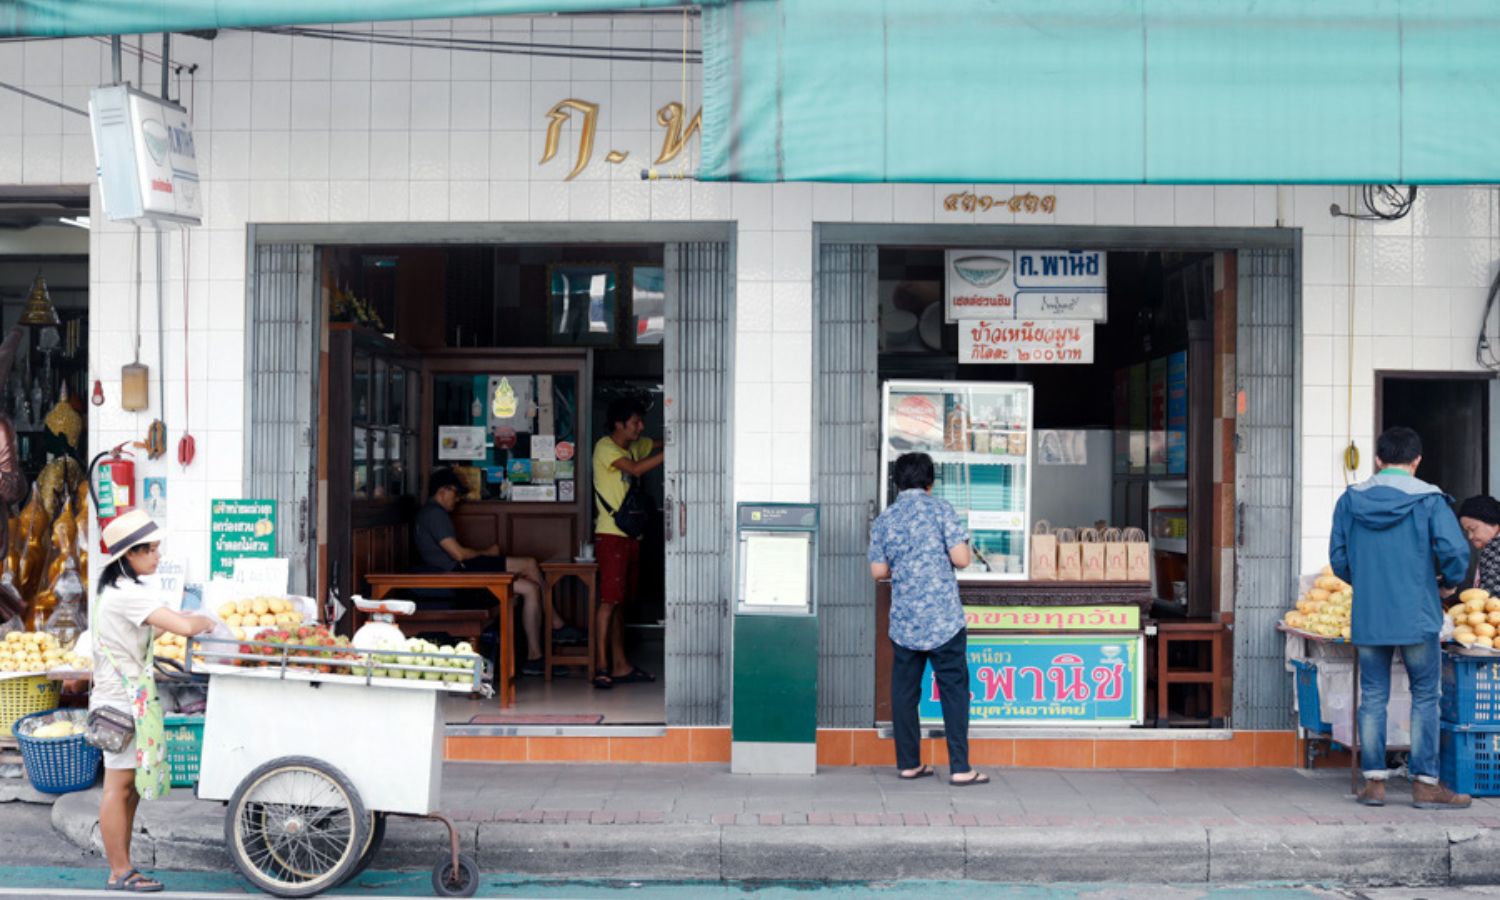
[880,379,1034,581]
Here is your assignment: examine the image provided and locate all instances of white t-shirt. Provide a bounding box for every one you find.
[89,582,169,711]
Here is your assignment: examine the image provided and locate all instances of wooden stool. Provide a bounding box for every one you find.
[1155,620,1230,727]
[540,562,599,681]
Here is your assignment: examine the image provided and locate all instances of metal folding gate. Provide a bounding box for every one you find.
[812,243,880,727]
[663,242,735,726]
[244,243,319,596]
[1233,247,1301,730]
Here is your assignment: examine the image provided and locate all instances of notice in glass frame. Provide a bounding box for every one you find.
[547,264,618,347]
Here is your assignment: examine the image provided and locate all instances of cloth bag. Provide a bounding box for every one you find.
[92,600,171,800]
[1079,528,1106,580]
[1030,521,1057,581]
[1103,527,1130,581]
[1055,528,1082,581]
[1124,527,1151,581]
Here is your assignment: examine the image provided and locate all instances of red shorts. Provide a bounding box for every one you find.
[596,533,640,605]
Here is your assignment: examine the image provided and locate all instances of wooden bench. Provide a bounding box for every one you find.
[362,572,516,708]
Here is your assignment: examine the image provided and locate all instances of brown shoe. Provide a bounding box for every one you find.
[1412,780,1472,810]
[1355,779,1386,807]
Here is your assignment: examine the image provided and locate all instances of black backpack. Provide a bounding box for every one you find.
[594,478,651,539]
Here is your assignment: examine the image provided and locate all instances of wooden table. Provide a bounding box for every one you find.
[540,561,600,681]
[364,572,516,708]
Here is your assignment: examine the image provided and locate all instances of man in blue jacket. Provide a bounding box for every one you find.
[1330,426,1471,808]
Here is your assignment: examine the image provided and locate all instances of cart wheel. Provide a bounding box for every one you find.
[223,755,370,898]
[431,852,479,898]
[342,811,387,885]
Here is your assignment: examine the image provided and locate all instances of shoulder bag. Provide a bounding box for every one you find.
[87,592,171,799]
[595,477,651,539]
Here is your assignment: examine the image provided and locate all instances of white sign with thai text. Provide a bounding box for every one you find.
[958,320,1096,365]
[946,249,1108,322]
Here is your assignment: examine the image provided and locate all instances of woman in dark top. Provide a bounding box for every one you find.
[1458,495,1500,595]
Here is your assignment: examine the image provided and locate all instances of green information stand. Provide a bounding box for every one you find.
[731,503,818,776]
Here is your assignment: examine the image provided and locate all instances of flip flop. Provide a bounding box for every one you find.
[949,771,990,787]
[612,666,656,684]
[106,869,163,892]
[592,670,614,690]
[899,764,935,780]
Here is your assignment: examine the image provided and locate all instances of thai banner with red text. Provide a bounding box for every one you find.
[921,635,1143,725]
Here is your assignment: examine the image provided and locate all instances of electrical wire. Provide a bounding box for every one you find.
[1477,254,1500,371]
[254,24,701,63]
[0,81,87,117]
[1331,185,1418,222]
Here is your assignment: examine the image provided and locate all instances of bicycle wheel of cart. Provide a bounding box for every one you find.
[431,852,479,898]
[224,756,370,898]
[341,811,386,885]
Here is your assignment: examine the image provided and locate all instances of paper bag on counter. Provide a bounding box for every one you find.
[1055,528,1082,581]
[1030,521,1057,581]
[1124,527,1151,581]
[1079,528,1106,581]
[1102,527,1130,581]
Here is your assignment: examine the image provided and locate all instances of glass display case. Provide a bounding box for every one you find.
[880,379,1034,581]
[431,372,580,503]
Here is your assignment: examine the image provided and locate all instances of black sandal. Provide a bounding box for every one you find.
[949,771,990,787]
[106,869,163,892]
[899,764,935,780]
[592,670,613,689]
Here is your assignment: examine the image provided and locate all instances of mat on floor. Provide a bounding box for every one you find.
[468,713,605,725]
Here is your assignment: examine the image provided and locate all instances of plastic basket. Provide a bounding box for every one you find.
[1292,659,1333,734]
[11,709,100,794]
[164,715,204,787]
[1,675,60,737]
[1441,652,1500,726]
[1440,723,1500,797]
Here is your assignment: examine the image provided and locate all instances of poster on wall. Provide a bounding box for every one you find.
[210,499,277,579]
[920,634,1143,725]
[1167,351,1188,475]
[945,249,1107,322]
[958,320,1094,364]
[1036,430,1087,465]
[438,426,487,460]
[143,477,167,519]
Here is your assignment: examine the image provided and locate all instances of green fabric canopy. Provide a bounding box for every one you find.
[1,0,686,37]
[700,0,1500,183]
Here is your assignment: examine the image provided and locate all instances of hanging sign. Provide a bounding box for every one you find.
[210,499,277,579]
[946,250,1107,322]
[963,605,1140,632]
[958,320,1095,365]
[921,634,1144,725]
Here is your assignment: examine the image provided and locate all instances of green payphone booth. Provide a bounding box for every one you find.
[731,502,819,775]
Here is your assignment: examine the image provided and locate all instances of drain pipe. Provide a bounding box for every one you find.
[161,33,170,100]
[110,35,122,85]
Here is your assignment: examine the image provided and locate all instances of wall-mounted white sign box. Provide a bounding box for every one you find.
[89,85,201,226]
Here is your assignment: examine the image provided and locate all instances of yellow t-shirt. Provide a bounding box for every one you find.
[593,436,654,538]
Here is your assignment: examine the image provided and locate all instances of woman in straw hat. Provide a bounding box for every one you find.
[90,510,215,893]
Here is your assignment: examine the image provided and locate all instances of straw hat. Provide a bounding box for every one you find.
[101,509,165,567]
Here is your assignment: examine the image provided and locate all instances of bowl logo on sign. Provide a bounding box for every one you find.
[1101,645,1122,659]
[140,118,170,165]
[951,255,1011,288]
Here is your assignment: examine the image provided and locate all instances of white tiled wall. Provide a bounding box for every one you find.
[5,20,1498,582]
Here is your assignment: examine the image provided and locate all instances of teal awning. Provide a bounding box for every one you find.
[1,0,687,37]
[701,0,1500,183]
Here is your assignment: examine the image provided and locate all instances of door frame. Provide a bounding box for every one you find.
[1374,369,1495,495]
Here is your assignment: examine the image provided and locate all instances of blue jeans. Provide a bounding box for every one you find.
[1357,637,1441,780]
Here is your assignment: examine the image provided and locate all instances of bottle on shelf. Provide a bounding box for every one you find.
[944,401,968,452]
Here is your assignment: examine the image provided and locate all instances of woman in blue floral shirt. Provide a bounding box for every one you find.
[869,452,987,786]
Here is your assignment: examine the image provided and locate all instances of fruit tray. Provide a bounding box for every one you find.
[186,636,493,697]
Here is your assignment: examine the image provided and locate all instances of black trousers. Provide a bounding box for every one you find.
[891,628,970,774]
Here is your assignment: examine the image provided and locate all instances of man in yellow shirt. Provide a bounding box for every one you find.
[592,397,663,688]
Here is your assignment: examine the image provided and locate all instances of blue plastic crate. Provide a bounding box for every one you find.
[1441,652,1500,726]
[1440,723,1500,797]
[1292,659,1333,734]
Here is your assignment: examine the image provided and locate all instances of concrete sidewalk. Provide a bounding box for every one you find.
[46,763,1500,886]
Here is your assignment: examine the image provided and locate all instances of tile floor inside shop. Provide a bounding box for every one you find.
[444,640,666,725]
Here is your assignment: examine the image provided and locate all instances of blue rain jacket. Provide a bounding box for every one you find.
[1330,471,1471,646]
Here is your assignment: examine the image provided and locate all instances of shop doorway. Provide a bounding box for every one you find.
[1377,372,1492,504]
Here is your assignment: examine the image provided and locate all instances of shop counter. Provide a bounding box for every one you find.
[875,580,1150,726]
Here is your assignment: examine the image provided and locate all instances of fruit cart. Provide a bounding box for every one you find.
[187,636,492,898]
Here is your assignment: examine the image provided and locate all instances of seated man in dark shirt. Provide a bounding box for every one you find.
[415,468,583,675]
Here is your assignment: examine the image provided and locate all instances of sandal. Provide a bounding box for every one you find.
[106,869,163,892]
[592,670,614,689]
[949,771,990,787]
[612,666,656,684]
[899,764,935,780]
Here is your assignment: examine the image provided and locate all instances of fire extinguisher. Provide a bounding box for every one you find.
[88,443,137,554]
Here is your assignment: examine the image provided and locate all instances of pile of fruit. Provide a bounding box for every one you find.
[216,596,306,635]
[152,632,200,665]
[29,719,80,739]
[1283,566,1354,640]
[229,624,360,673]
[359,637,478,684]
[1448,589,1500,649]
[0,630,88,673]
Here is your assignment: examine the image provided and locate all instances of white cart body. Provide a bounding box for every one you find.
[195,668,445,815]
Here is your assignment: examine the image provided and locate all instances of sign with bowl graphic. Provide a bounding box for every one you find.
[945,249,1108,323]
